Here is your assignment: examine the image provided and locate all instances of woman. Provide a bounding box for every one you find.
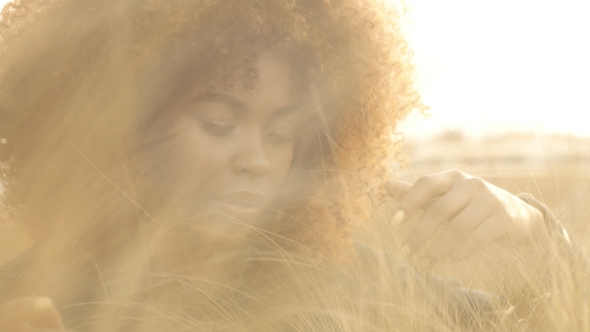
[0,0,580,330]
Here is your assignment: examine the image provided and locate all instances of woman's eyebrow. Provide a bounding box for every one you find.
[273,104,301,117]
[194,93,246,111]
[195,92,300,116]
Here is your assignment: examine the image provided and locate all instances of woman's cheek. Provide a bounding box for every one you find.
[269,144,295,188]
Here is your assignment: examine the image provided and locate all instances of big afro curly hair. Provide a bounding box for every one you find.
[0,0,422,259]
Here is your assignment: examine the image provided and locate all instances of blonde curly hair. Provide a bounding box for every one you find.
[0,0,421,259]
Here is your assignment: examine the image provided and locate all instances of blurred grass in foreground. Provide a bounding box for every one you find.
[0,132,589,331]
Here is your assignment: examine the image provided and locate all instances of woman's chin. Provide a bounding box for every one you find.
[166,211,259,244]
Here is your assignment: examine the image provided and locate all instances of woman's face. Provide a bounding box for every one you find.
[141,50,301,239]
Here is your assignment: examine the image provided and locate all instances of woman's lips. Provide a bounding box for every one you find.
[213,192,266,222]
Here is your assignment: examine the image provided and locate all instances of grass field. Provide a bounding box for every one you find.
[1,133,589,330]
[385,134,590,330]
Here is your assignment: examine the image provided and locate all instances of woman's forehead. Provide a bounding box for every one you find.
[180,50,303,111]
[192,49,305,98]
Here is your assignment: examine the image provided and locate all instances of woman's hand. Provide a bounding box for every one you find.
[0,297,67,331]
[385,170,546,267]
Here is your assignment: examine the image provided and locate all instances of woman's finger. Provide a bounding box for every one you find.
[396,173,457,226]
[384,179,412,200]
[404,185,472,253]
[24,324,70,332]
[29,298,65,330]
[0,297,65,331]
[422,202,494,264]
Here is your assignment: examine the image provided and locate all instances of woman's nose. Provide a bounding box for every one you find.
[232,132,271,176]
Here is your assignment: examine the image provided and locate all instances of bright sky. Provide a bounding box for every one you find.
[1,0,589,138]
[400,0,590,139]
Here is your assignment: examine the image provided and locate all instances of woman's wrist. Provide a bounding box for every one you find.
[516,193,573,248]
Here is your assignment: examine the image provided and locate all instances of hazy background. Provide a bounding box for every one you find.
[2,0,588,139]
[399,0,590,140]
[1,3,590,329]
[2,6,590,330]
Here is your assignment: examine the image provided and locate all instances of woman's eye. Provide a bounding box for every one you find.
[267,131,294,145]
[198,119,235,136]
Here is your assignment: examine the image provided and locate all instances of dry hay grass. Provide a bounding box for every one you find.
[1,154,590,331]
